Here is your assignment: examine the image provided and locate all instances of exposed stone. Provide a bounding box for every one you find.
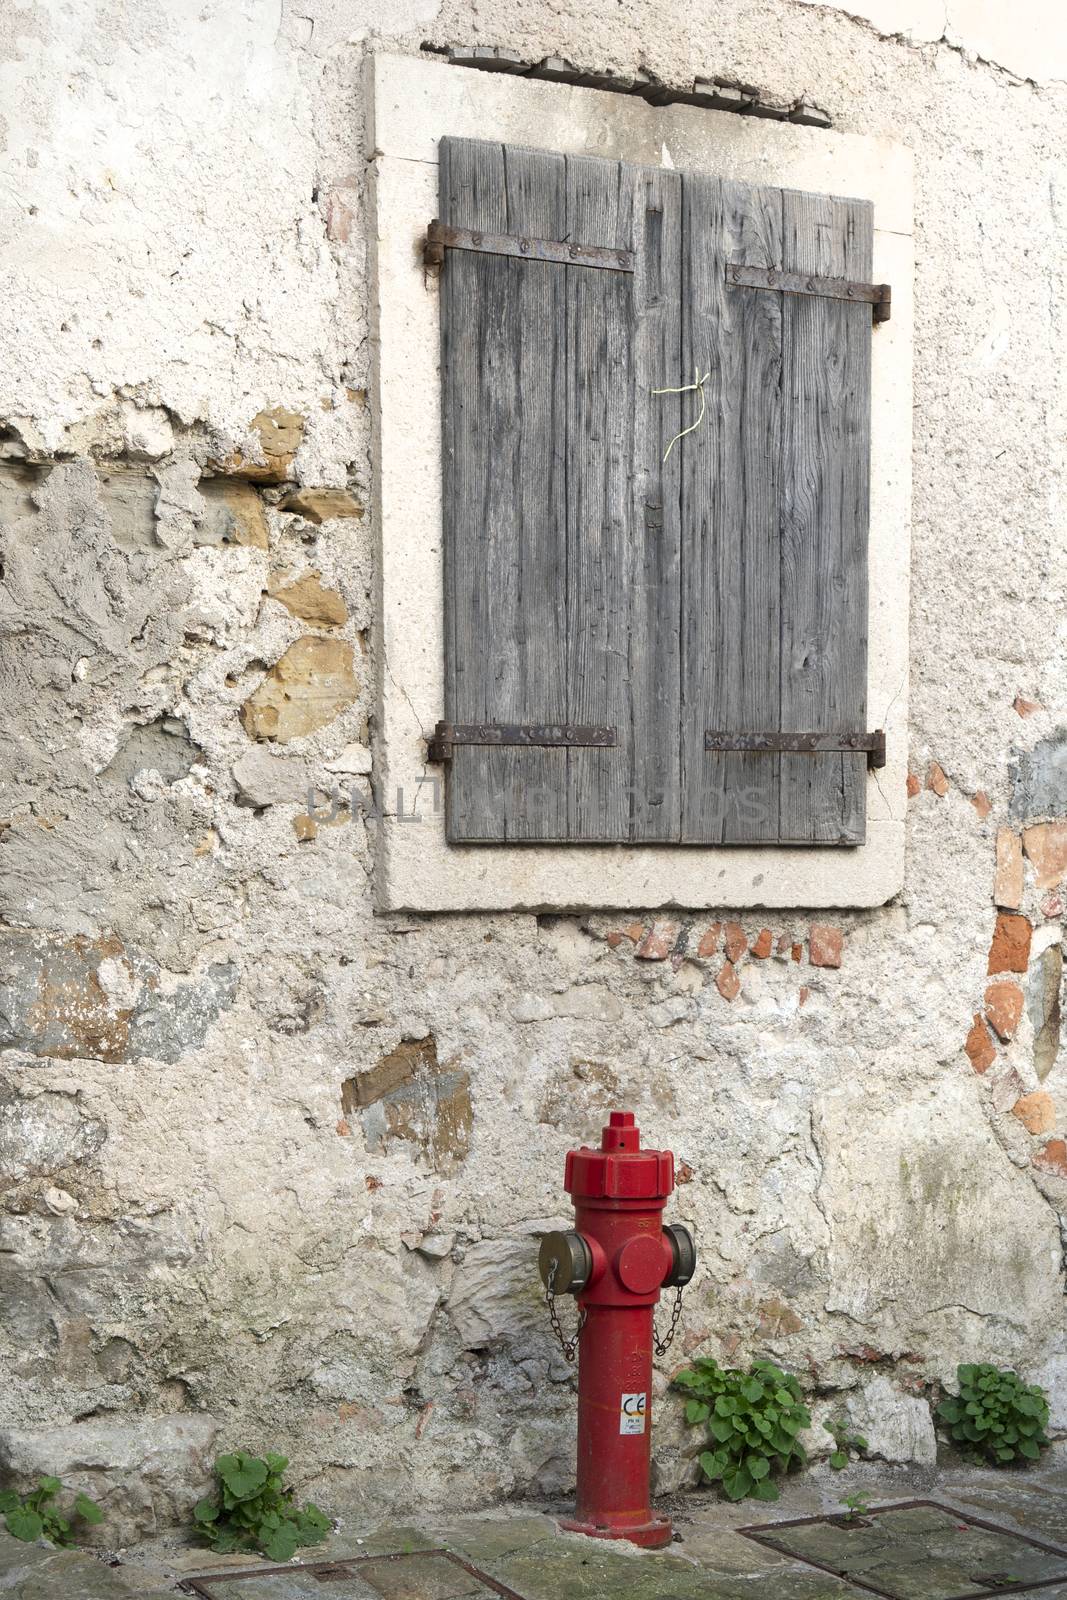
[1014,695,1042,717]
[1023,821,1067,890]
[635,920,677,961]
[0,931,237,1064]
[926,761,949,796]
[984,980,1024,1042]
[809,924,843,968]
[722,922,747,962]
[696,923,721,958]
[232,747,312,807]
[1040,889,1063,918]
[751,928,773,959]
[798,985,811,1007]
[716,960,740,1001]
[447,1239,543,1351]
[101,716,201,788]
[987,913,1032,974]
[342,1036,471,1173]
[971,790,993,819]
[845,1376,936,1465]
[279,487,364,523]
[964,1012,996,1074]
[1029,945,1063,1080]
[268,569,348,626]
[756,1296,804,1337]
[906,772,921,798]
[0,1079,107,1187]
[325,742,372,775]
[1010,730,1067,824]
[1012,1091,1056,1136]
[1032,1139,1067,1179]
[197,478,269,548]
[240,636,358,743]
[994,828,1024,909]
[0,1413,219,1545]
[216,407,304,483]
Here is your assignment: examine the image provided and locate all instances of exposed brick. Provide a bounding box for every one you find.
[1023,821,1067,890]
[926,761,949,796]
[716,960,740,1001]
[635,920,678,961]
[723,922,747,963]
[1012,1091,1056,1136]
[1032,1138,1067,1178]
[621,922,645,942]
[971,790,993,819]
[1014,695,1042,718]
[791,942,803,963]
[906,772,921,798]
[676,1161,694,1184]
[984,980,1024,1041]
[994,828,1024,910]
[809,923,843,968]
[697,922,721,958]
[987,913,1032,974]
[751,928,773,959]
[798,986,811,1007]
[606,931,625,948]
[965,1012,996,1074]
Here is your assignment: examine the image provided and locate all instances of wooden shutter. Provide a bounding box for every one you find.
[436,137,876,847]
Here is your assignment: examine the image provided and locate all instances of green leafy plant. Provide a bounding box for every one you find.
[936,1364,1050,1466]
[825,1415,869,1470]
[841,1491,872,1521]
[193,1451,331,1563]
[674,1356,811,1503]
[0,1477,103,1545]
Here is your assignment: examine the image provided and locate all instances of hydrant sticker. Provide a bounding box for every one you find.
[620,1392,647,1435]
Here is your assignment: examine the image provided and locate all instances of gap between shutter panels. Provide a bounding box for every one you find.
[436,136,875,847]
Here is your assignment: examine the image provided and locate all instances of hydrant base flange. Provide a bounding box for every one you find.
[559,1513,673,1550]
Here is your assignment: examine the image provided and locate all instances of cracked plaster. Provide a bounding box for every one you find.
[0,0,1065,1538]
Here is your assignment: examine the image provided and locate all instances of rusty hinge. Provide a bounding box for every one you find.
[726,263,891,323]
[424,219,634,273]
[428,721,617,762]
[705,729,887,770]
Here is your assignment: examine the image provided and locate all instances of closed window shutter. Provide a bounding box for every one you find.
[437,137,875,847]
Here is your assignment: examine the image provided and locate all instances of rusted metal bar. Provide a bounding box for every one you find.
[726,262,891,323]
[704,729,886,770]
[424,218,634,273]
[428,720,617,762]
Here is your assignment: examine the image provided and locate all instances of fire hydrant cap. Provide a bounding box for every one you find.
[564,1110,675,1201]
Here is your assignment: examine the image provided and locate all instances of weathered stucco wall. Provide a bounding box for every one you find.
[0,0,1065,1539]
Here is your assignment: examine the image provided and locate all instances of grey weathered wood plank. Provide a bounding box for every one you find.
[680,176,784,843]
[440,137,568,841]
[779,189,872,844]
[564,155,635,840]
[628,165,683,841]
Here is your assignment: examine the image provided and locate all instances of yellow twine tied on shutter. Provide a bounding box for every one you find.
[651,366,710,463]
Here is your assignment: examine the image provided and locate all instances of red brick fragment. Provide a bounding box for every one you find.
[964,1012,996,1074]
[697,922,721,958]
[809,923,843,968]
[620,922,645,942]
[994,829,1024,910]
[1012,1092,1056,1136]
[1032,1138,1067,1178]
[751,928,773,959]
[723,921,747,963]
[716,961,740,1001]
[791,943,803,963]
[336,1118,351,1136]
[1014,695,1042,717]
[776,932,792,957]
[1041,890,1064,919]
[636,920,678,961]
[971,790,992,819]
[606,931,625,948]
[676,1161,694,1184]
[927,761,949,797]
[987,913,1032,975]
[906,772,921,798]
[984,981,1024,1042]
[798,986,811,1007]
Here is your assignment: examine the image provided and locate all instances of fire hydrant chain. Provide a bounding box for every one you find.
[545,1263,587,1363]
[653,1284,684,1357]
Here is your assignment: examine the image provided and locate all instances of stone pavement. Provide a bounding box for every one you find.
[0,1452,1063,1598]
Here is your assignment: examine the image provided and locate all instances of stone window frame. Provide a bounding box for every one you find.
[367,51,914,913]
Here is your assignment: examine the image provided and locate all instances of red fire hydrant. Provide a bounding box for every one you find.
[539,1110,695,1549]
